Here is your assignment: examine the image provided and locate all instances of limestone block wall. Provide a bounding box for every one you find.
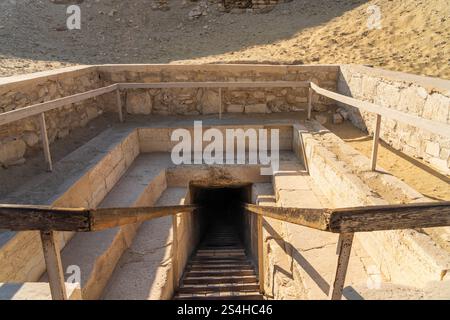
[99,64,338,116]
[0,66,106,166]
[337,65,450,175]
[0,130,139,282]
[299,123,450,288]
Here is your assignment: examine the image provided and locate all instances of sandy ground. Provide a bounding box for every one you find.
[325,122,450,201]
[0,0,449,78]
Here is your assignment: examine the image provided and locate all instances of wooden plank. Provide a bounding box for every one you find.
[245,201,450,233]
[116,89,123,123]
[0,204,196,232]
[89,205,198,231]
[0,204,90,231]
[1,202,449,233]
[329,201,450,233]
[118,81,310,90]
[40,231,67,300]
[39,113,53,172]
[172,213,179,291]
[307,87,313,120]
[0,84,118,126]
[310,82,450,138]
[244,203,330,231]
[219,88,222,120]
[329,233,354,300]
[371,114,382,171]
[257,214,264,294]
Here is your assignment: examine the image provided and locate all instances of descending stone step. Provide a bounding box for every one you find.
[178,284,261,294]
[173,221,264,300]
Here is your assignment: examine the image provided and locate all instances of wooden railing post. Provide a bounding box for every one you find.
[329,233,354,300]
[371,115,382,171]
[307,87,313,120]
[172,213,179,291]
[40,231,67,300]
[219,88,222,120]
[39,113,53,172]
[257,215,265,294]
[116,88,123,123]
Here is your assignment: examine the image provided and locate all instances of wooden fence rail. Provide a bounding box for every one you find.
[309,82,450,171]
[1,201,449,300]
[1,80,449,173]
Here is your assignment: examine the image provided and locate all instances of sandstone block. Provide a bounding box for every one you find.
[333,112,344,124]
[424,93,450,123]
[0,138,26,166]
[200,90,220,114]
[398,86,426,114]
[245,104,270,114]
[227,104,244,113]
[425,141,440,158]
[126,91,152,115]
[22,132,39,148]
[315,114,328,125]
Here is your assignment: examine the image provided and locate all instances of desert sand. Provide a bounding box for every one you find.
[0,0,449,78]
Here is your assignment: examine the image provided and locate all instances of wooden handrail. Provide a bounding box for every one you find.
[0,84,118,127]
[1,201,448,233]
[310,82,450,138]
[1,201,449,301]
[309,82,450,171]
[0,204,198,232]
[244,201,450,233]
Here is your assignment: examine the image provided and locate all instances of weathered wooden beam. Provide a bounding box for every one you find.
[40,231,67,300]
[371,114,382,171]
[1,202,449,233]
[329,233,354,300]
[0,204,197,232]
[89,205,198,231]
[39,113,53,172]
[219,88,222,120]
[116,89,123,123]
[307,87,313,120]
[329,202,450,233]
[0,204,90,232]
[244,203,330,231]
[257,214,265,294]
[172,213,179,291]
[0,84,118,127]
[118,81,310,90]
[310,82,450,138]
[244,201,450,233]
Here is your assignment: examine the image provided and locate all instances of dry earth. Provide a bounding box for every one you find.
[0,0,449,78]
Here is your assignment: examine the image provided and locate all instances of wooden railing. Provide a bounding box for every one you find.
[1,79,449,173]
[0,204,198,300]
[244,201,450,300]
[309,82,450,170]
[0,201,449,300]
[0,81,309,172]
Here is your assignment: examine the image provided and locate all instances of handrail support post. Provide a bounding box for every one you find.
[371,115,382,171]
[39,112,53,172]
[40,230,67,300]
[329,232,354,300]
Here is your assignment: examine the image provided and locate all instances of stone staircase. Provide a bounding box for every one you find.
[174,223,264,300]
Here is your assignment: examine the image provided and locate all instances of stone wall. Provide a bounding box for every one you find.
[99,64,338,116]
[0,64,338,168]
[337,65,450,175]
[0,66,105,167]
